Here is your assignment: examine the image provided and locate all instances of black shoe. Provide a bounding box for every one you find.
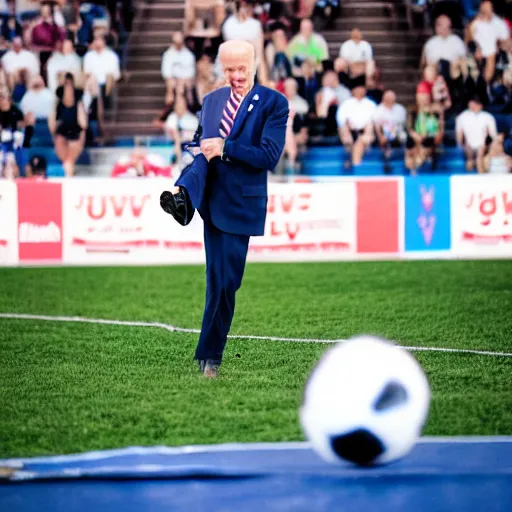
[160,187,194,226]
[203,360,220,379]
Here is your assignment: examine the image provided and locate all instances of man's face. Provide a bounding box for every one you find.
[435,16,451,37]
[469,100,482,112]
[352,86,366,100]
[173,32,184,49]
[383,91,395,108]
[221,48,253,96]
[480,1,493,18]
[62,40,74,55]
[12,37,22,52]
[351,29,362,43]
[237,1,251,20]
[95,36,106,51]
[41,4,51,20]
[300,19,313,39]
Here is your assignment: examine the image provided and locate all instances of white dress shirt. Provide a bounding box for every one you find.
[456,109,497,150]
[2,49,40,76]
[161,46,196,80]
[423,34,466,65]
[339,40,373,62]
[336,97,377,130]
[83,48,120,85]
[472,15,510,57]
[20,88,55,120]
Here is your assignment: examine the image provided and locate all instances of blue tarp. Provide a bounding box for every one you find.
[1,438,511,511]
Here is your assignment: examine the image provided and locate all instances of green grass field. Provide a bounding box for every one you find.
[1,260,512,458]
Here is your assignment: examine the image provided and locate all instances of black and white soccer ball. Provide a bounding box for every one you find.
[300,335,430,466]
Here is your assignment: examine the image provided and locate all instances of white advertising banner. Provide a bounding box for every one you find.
[451,175,512,257]
[61,180,356,265]
[62,179,204,265]
[0,181,18,265]
[249,182,356,261]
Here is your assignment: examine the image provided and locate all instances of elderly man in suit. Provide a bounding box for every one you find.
[161,40,289,378]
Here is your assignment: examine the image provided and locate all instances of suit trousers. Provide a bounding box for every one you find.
[195,220,250,364]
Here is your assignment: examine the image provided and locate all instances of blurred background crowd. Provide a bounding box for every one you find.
[1,0,511,179]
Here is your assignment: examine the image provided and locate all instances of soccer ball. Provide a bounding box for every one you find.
[300,335,430,466]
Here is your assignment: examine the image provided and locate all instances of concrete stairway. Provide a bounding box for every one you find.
[108,0,430,139]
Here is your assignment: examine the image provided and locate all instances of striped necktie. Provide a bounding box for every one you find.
[219,90,243,138]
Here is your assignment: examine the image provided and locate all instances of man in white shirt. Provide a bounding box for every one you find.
[336,75,377,166]
[469,1,510,82]
[19,74,54,120]
[456,96,497,173]
[222,0,266,81]
[46,39,83,92]
[83,34,120,106]
[1,37,40,89]
[283,77,309,173]
[161,31,196,106]
[338,28,375,79]
[422,15,466,69]
[374,90,407,173]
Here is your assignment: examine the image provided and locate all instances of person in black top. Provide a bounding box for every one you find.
[48,73,87,177]
[0,91,33,179]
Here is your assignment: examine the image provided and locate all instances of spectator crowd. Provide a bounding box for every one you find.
[0,0,134,178]
[157,0,512,175]
[2,0,511,178]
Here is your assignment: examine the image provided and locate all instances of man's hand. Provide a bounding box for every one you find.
[200,138,224,161]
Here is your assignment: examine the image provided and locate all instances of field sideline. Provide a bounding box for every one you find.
[1,260,511,457]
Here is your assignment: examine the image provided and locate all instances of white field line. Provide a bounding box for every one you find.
[1,313,512,358]
[2,437,512,467]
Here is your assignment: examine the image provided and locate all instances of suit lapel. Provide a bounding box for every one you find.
[228,84,262,140]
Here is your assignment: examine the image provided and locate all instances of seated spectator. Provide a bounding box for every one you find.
[19,74,54,121]
[284,77,309,116]
[315,70,350,134]
[0,90,33,179]
[82,74,104,145]
[417,64,451,111]
[184,0,225,57]
[48,73,87,177]
[1,37,40,90]
[336,75,377,167]
[374,90,407,173]
[283,77,309,174]
[265,27,292,84]
[456,95,497,173]
[190,53,217,111]
[467,1,510,83]
[338,28,375,80]
[484,133,512,173]
[295,59,321,107]
[405,94,443,174]
[421,15,466,75]
[83,33,120,107]
[288,18,328,76]
[222,0,267,82]
[164,94,199,163]
[161,31,196,107]
[26,1,66,69]
[1,15,23,43]
[47,39,83,93]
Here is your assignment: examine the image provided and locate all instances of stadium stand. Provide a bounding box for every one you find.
[1,0,511,179]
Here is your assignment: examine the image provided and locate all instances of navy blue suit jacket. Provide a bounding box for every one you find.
[176,84,289,236]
